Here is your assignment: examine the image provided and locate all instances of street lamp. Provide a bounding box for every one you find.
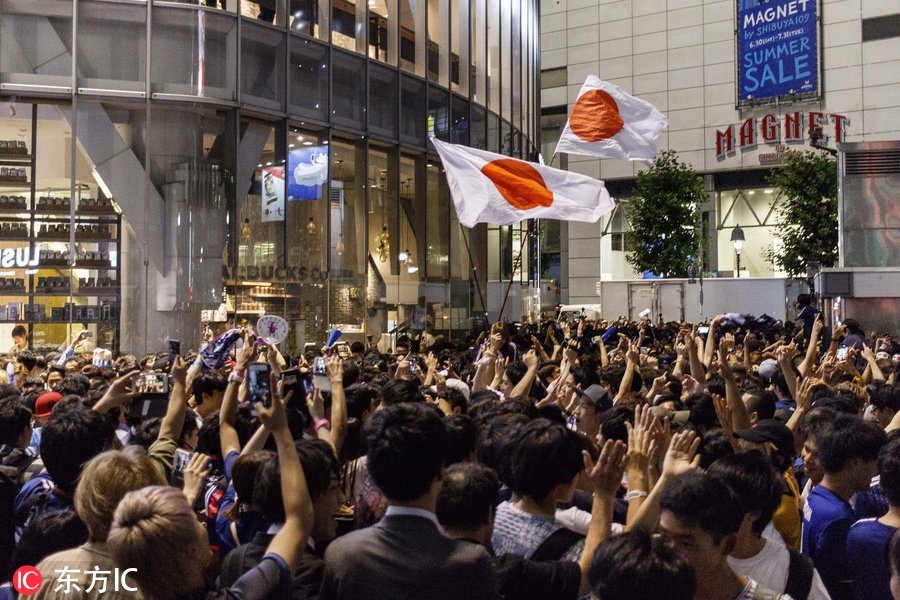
[731,224,745,278]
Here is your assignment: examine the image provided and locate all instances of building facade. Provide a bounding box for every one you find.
[0,0,539,355]
[540,0,900,306]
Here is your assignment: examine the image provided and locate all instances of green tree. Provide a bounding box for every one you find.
[767,150,838,277]
[626,150,706,278]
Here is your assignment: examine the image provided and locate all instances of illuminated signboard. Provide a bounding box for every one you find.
[738,0,819,104]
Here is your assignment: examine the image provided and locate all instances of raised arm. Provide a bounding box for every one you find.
[798,319,823,377]
[861,344,885,383]
[703,317,720,368]
[510,349,539,398]
[578,439,627,596]
[718,336,751,432]
[686,335,706,390]
[221,334,258,458]
[775,343,799,401]
[626,429,700,533]
[256,375,314,574]
[159,356,189,441]
[325,354,347,454]
[615,343,640,402]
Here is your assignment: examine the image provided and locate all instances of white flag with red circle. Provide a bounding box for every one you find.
[555,76,668,162]
[429,137,615,228]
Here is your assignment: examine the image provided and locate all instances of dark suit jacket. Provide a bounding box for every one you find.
[320,514,500,600]
[219,532,325,600]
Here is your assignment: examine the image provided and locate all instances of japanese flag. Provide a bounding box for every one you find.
[555,76,668,162]
[430,136,615,228]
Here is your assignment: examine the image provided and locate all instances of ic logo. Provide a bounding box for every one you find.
[13,566,43,595]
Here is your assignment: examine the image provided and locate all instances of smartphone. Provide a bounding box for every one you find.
[409,356,418,375]
[835,346,849,361]
[83,331,94,338]
[312,356,331,392]
[168,339,181,373]
[247,363,272,409]
[127,373,171,419]
[173,448,192,473]
[697,326,710,335]
[281,367,311,403]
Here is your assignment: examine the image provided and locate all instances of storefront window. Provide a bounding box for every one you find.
[332,0,367,54]
[426,160,449,280]
[284,124,329,349]
[450,0,468,94]
[290,0,329,40]
[332,51,367,131]
[470,104,486,149]
[241,21,287,112]
[451,95,469,145]
[369,63,399,140]
[400,0,426,76]
[329,138,367,331]
[242,0,286,26]
[428,87,450,142]
[366,145,397,346]
[77,0,147,93]
[289,37,329,121]
[400,74,426,146]
[487,0,500,113]
[470,0,486,105]
[0,0,72,91]
[368,0,397,65]
[427,0,449,86]
[151,4,237,101]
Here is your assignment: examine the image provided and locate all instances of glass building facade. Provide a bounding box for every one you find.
[0,0,538,355]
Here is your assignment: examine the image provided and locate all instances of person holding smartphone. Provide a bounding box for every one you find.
[107,370,315,600]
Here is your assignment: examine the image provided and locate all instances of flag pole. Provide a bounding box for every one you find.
[498,226,531,322]
[459,222,488,318]
[548,152,558,168]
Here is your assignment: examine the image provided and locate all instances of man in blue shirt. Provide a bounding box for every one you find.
[802,414,886,600]
[848,436,900,600]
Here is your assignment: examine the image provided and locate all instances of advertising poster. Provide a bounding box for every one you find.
[738,0,818,103]
[261,166,285,222]
[288,146,328,200]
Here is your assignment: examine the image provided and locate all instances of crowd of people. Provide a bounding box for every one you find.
[0,309,899,600]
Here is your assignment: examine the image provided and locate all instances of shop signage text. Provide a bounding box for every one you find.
[0,248,40,268]
[715,111,848,160]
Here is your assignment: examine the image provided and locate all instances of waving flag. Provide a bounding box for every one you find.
[555,76,667,162]
[200,328,242,369]
[430,137,615,227]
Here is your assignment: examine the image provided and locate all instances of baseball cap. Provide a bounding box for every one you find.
[574,384,612,412]
[734,419,794,461]
[35,391,63,418]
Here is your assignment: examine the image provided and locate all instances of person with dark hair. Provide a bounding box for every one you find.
[492,419,587,562]
[802,415,887,600]
[444,414,477,466]
[436,387,468,417]
[219,439,344,598]
[381,379,424,406]
[320,402,498,600]
[9,325,28,355]
[438,439,626,600]
[871,384,900,429]
[798,407,838,509]
[847,436,900,600]
[708,452,829,600]
[191,370,227,418]
[574,386,612,440]
[14,405,117,536]
[743,389,777,424]
[660,473,790,599]
[588,530,696,600]
[4,510,87,590]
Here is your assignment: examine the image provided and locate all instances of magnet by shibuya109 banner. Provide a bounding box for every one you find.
[738,0,819,104]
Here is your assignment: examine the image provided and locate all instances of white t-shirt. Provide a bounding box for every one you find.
[554,505,624,536]
[728,538,832,600]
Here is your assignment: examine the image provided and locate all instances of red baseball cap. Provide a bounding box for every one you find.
[35,391,63,418]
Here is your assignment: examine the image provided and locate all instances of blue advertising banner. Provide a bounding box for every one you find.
[287,146,328,200]
[738,0,818,103]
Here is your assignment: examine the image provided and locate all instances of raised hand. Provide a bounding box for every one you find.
[662,430,701,479]
[584,439,628,496]
[182,452,211,507]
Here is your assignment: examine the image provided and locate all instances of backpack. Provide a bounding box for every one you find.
[529,527,585,562]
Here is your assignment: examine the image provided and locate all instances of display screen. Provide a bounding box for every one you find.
[288,146,328,200]
[738,0,818,103]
